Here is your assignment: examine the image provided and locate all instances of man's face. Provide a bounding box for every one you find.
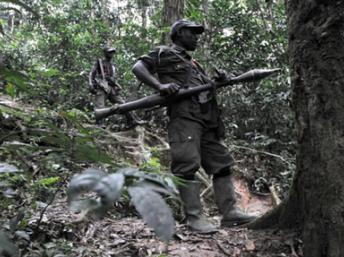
[105,51,115,59]
[178,28,200,51]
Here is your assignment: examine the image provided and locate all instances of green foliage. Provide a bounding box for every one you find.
[35,176,60,187]
[0,2,297,256]
[5,82,16,98]
[202,0,291,143]
[0,0,38,36]
[0,173,26,186]
[0,230,19,257]
[0,163,21,201]
[67,167,176,242]
[0,69,29,97]
[185,0,205,22]
[0,0,165,108]
[128,186,174,242]
[0,0,38,16]
[0,0,292,201]
[140,156,161,173]
[67,168,124,218]
[4,3,289,149]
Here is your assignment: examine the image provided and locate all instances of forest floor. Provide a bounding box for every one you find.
[0,94,302,257]
[19,182,302,257]
[22,196,302,257]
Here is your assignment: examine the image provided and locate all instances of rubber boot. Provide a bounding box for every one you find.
[178,181,218,233]
[213,175,257,227]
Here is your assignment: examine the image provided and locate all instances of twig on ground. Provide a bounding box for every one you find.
[144,129,169,149]
[0,101,22,110]
[35,177,68,232]
[269,184,281,206]
[286,239,299,257]
[231,144,292,165]
[196,170,211,188]
[200,184,212,198]
[217,240,232,256]
[197,169,214,199]
[84,223,99,241]
[34,189,58,232]
[110,242,131,256]
[15,120,27,140]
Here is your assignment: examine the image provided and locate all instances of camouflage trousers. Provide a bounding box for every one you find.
[93,87,124,109]
[93,88,140,125]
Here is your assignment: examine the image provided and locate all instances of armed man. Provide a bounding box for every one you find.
[89,46,144,126]
[132,20,257,233]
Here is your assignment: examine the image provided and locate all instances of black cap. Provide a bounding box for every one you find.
[103,47,116,53]
[170,20,204,40]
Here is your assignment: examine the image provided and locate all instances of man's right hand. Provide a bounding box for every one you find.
[158,83,180,96]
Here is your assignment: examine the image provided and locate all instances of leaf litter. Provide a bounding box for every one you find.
[4,193,300,257]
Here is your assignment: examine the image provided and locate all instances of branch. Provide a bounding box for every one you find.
[34,189,58,232]
[245,202,284,229]
[269,184,281,206]
[231,145,292,165]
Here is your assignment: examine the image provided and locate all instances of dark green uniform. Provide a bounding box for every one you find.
[139,44,233,178]
[89,48,144,127]
[89,59,124,108]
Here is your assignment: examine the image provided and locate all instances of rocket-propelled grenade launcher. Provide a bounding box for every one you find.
[95,68,281,120]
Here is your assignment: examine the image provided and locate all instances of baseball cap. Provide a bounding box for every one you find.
[170,20,204,39]
[103,47,116,53]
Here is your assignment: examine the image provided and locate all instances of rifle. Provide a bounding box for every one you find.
[95,68,280,120]
[95,59,111,94]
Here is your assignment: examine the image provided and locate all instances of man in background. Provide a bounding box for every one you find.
[89,46,143,126]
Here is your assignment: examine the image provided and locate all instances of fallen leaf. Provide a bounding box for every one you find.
[245,239,256,251]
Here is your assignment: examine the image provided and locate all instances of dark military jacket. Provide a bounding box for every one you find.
[89,59,116,87]
[139,44,222,129]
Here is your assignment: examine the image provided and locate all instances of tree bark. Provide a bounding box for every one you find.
[161,0,184,44]
[250,2,344,257]
[289,2,344,256]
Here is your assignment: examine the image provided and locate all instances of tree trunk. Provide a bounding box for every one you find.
[161,0,184,44]
[249,2,344,257]
[201,0,212,70]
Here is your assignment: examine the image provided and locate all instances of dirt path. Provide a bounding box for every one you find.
[23,193,301,257]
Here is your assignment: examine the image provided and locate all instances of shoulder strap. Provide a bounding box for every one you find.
[156,46,212,86]
[98,59,106,80]
[157,45,173,64]
[170,48,193,65]
[169,48,194,86]
[156,45,192,64]
[192,60,213,84]
[171,50,213,85]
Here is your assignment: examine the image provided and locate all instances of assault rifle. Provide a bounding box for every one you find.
[96,59,111,94]
[94,68,280,120]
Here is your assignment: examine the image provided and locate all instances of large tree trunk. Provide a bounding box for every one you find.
[161,0,184,44]
[249,2,344,257]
